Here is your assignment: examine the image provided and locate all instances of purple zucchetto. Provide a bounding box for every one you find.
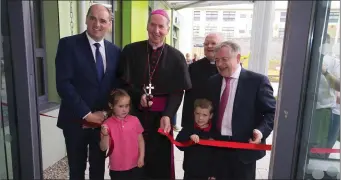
[150,9,170,21]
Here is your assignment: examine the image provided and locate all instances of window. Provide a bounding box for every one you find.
[193,11,200,21]
[206,11,218,21]
[223,11,236,21]
[279,28,285,38]
[193,26,200,37]
[33,0,43,48]
[329,12,339,23]
[222,27,234,38]
[205,26,217,36]
[240,14,247,18]
[33,0,48,104]
[280,11,286,22]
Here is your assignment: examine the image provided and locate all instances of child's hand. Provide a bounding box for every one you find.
[190,134,200,143]
[208,177,216,180]
[137,157,144,168]
[101,124,109,136]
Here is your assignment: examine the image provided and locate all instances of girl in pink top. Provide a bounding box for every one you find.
[100,89,145,180]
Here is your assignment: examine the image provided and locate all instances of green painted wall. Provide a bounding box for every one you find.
[122,1,132,47]
[121,1,173,47]
[58,1,79,38]
[131,1,149,43]
[43,1,60,103]
[114,1,122,47]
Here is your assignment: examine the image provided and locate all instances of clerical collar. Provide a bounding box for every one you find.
[205,57,215,64]
[148,40,164,50]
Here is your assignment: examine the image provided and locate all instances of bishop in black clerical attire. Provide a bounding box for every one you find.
[117,9,191,179]
[182,33,223,129]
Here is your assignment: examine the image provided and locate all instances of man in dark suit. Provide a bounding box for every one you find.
[203,41,276,180]
[181,33,222,129]
[55,4,121,180]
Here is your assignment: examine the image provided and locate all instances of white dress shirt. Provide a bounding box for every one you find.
[220,64,241,136]
[83,32,107,120]
[86,32,107,72]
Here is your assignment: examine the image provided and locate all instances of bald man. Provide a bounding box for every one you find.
[55,4,121,179]
[181,33,223,128]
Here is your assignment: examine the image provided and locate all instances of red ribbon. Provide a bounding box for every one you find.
[158,129,341,154]
[2,102,58,118]
[310,148,340,154]
[2,101,340,154]
[158,128,272,151]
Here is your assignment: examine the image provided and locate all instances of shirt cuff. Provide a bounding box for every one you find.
[83,112,91,119]
[254,129,263,139]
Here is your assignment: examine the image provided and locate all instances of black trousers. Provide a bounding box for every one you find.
[138,111,174,179]
[183,172,210,180]
[110,167,145,180]
[215,148,256,180]
[63,127,105,180]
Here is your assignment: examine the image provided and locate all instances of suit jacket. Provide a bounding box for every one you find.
[203,68,276,163]
[55,32,121,129]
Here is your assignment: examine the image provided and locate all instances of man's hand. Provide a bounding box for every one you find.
[190,134,200,143]
[85,112,104,125]
[249,129,263,144]
[160,116,171,133]
[140,94,153,108]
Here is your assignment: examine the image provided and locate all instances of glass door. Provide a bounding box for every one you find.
[296,0,340,179]
[0,0,17,179]
[269,1,340,179]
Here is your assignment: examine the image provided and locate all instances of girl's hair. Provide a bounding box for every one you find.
[194,98,213,113]
[107,89,130,116]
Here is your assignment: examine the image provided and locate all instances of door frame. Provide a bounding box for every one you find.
[6,1,43,179]
[268,0,325,179]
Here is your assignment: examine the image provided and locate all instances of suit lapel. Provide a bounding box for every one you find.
[78,32,98,82]
[102,40,114,83]
[231,68,247,130]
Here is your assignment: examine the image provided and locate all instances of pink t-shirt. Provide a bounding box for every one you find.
[103,115,144,171]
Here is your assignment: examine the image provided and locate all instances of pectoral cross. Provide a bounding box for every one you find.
[146,83,154,95]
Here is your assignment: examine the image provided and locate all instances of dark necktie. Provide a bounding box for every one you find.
[217,77,231,133]
[94,43,104,81]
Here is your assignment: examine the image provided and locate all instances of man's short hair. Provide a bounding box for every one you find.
[86,4,113,21]
[194,99,213,113]
[214,41,241,56]
[205,32,224,41]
